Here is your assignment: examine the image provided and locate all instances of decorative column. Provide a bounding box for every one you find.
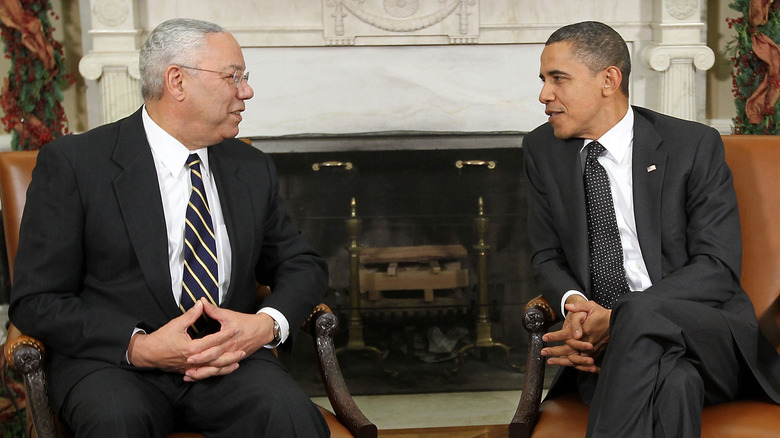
[644,44,714,120]
[642,0,714,121]
[78,0,143,126]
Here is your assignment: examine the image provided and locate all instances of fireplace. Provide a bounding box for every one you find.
[263,133,536,388]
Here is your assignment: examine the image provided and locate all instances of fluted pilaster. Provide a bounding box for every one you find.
[79,53,142,125]
[643,44,715,120]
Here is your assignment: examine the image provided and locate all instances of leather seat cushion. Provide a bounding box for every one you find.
[530,392,780,438]
[701,399,780,438]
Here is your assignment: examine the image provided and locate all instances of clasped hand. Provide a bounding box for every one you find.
[127,298,274,382]
[541,298,611,373]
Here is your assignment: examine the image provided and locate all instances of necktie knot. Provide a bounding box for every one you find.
[186,154,201,171]
[587,141,606,162]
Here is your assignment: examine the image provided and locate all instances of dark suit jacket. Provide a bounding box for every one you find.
[523,106,780,402]
[9,108,328,410]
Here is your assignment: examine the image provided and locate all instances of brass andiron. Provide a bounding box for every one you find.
[451,196,519,373]
[335,197,397,376]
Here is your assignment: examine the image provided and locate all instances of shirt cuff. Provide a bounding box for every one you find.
[561,290,588,318]
[126,327,147,365]
[258,307,289,349]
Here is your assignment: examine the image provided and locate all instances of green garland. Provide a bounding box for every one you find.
[727,0,780,134]
[0,0,71,150]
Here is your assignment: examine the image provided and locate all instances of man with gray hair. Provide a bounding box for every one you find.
[524,21,780,437]
[10,18,329,437]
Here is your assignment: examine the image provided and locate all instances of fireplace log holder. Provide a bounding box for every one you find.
[337,196,518,374]
[450,196,520,374]
[336,197,399,376]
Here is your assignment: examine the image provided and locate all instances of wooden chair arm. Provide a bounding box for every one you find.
[509,295,557,438]
[305,304,377,438]
[3,323,63,438]
[4,322,44,365]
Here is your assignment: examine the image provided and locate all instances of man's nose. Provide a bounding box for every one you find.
[238,81,254,100]
[539,82,553,104]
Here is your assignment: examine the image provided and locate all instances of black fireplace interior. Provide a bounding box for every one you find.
[263,133,545,395]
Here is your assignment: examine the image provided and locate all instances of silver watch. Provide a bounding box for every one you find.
[272,319,282,344]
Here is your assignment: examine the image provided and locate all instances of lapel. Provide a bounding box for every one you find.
[631,108,666,283]
[111,109,179,317]
[208,144,255,307]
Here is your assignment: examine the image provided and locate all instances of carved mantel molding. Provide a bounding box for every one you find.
[323,0,479,45]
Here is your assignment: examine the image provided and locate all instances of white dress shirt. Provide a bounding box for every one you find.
[140,107,288,347]
[560,108,653,316]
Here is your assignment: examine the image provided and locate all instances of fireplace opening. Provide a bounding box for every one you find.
[266,136,539,395]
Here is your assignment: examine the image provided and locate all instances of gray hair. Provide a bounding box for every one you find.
[139,18,225,100]
[546,21,631,97]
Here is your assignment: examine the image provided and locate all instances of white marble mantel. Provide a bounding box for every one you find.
[79,0,714,148]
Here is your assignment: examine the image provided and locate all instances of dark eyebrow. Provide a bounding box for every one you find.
[543,69,569,78]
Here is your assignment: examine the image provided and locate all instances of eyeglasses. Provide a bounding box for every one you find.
[177,65,250,87]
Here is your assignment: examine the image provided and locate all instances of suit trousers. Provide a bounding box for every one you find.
[60,348,328,438]
[583,292,745,438]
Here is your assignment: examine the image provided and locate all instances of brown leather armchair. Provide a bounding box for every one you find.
[510,135,780,437]
[0,150,377,438]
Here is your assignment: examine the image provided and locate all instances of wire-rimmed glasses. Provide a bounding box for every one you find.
[177,65,249,87]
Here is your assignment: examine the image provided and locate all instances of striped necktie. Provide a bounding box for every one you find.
[180,153,219,313]
[584,141,630,308]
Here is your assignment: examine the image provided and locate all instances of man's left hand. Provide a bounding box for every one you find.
[182,298,275,382]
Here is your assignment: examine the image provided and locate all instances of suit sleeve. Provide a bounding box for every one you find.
[251,155,328,348]
[523,134,586,311]
[9,144,141,364]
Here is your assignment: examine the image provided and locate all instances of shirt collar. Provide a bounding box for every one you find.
[142,106,212,178]
[581,107,634,163]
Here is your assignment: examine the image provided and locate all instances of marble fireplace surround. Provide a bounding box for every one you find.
[80,0,715,151]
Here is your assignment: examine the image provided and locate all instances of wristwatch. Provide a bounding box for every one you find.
[271,319,282,345]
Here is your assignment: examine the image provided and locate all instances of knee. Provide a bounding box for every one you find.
[65,385,172,438]
[68,394,170,437]
[611,292,660,330]
[236,393,328,437]
[608,293,678,348]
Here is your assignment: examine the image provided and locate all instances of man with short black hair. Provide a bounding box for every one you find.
[524,21,780,437]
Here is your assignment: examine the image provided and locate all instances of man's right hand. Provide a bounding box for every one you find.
[126,301,243,378]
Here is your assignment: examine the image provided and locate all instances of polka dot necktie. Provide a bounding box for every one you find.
[584,141,629,308]
[180,154,219,315]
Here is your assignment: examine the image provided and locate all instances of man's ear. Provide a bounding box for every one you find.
[601,66,623,96]
[165,65,186,101]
